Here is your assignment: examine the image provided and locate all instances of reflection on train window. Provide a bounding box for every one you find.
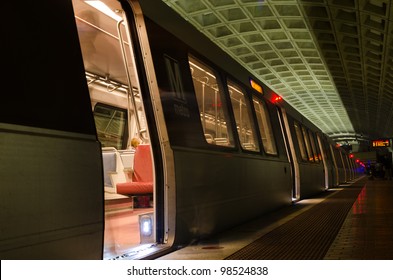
[252,97,277,155]
[93,103,127,149]
[189,56,234,147]
[308,130,320,163]
[302,126,314,162]
[228,81,259,152]
[294,122,308,161]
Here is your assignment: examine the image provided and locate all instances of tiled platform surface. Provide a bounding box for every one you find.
[159,176,393,260]
[324,178,393,259]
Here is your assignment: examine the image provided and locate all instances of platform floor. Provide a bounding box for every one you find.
[158,176,393,260]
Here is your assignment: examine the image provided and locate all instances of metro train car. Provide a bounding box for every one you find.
[0,0,359,260]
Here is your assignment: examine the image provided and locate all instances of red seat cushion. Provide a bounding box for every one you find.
[132,144,153,182]
[116,181,153,195]
[116,144,153,195]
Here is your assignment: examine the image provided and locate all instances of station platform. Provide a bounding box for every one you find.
[158,176,393,260]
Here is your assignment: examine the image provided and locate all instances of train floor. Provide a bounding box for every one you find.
[158,175,393,260]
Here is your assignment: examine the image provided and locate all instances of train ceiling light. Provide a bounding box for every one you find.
[85,1,122,22]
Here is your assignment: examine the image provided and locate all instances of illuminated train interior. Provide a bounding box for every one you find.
[74,0,156,259]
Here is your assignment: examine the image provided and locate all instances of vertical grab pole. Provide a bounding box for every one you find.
[116,18,143,142]
[202,81,206,132]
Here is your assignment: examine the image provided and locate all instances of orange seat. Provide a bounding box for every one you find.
[116,144,153,195]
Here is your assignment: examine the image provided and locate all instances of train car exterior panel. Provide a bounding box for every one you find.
[0,124,103,259]
[331,147,347,184]
[1,0,104,259]
[142,8,295,245]
[284,115,325,198]
[297,164,325,198]
[317,134,338,188]
[172,148,292,243]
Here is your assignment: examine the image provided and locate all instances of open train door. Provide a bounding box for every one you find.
[276,107,300,201]
[72,0,175,259]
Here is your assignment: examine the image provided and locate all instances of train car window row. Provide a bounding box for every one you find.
[293,121,321,163]
[188,56,279,155]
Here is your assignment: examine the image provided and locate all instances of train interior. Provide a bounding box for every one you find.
[72,0,155,259]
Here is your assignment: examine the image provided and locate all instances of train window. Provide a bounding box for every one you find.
[228,81,259,152]
[252,97,277,155]
[302,126,314,162]
[308,131,320,163]
[294,122,308,161]
[93,103,127,150]
[189,56,234,147]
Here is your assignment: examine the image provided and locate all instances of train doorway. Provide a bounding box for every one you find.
[72,0,158,259]
[277,107,300,201]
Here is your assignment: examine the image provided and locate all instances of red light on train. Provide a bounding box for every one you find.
[272,94,282,103]
[349,154,354,158]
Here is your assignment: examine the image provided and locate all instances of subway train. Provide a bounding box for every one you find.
[0,0,360,260]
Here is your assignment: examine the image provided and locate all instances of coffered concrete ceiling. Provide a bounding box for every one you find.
[162,0,393,143]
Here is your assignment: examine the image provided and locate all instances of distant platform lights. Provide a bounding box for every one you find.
[349,153,366,169]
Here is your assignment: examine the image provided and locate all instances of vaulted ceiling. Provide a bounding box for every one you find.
[162,0,393,144]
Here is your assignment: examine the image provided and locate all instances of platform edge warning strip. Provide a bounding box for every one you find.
[225,183,365,260]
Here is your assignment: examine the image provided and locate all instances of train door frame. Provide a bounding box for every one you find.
[348,155,355,180]
[316,133,330,190]
[73,0,176,258]
[339,149,348,182]
[277,107,300,201]
[126,0,176,250]
[343,151,353,181]
[329,144,340,186]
